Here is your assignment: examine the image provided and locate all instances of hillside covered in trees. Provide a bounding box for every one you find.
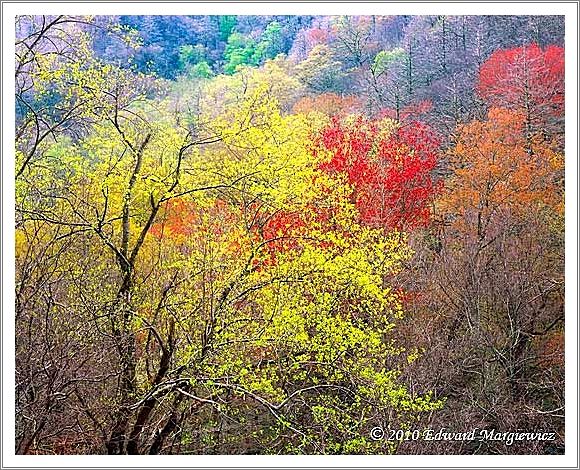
[15,14,564,455]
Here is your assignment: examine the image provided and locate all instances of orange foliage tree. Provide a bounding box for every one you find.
[441,107,563,237]
[292,93,362,117]
[419,106,565,444]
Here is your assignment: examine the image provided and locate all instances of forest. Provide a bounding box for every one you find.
[14,14,565,455]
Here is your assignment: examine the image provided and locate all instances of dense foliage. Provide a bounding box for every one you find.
[14,14,564,455]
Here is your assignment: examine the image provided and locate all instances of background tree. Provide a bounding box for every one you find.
[292,93,362,117]
[223,32,257,74]
[295,44,348,94]
[368,48,410,118]
[477,44,564,145]
[252,21,286,63]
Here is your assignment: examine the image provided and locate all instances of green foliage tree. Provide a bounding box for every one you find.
[178,44,207,68]
[372,48,407,76]
[218,15,237,41]
[178,44,214,78]
[223,32,257,74]
[253,21,285,63]
[188,61,214,78]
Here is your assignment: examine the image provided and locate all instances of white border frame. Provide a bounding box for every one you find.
[2,2,578,468]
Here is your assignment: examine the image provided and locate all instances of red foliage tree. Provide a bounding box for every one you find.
[261,209,308,254]
[259,202,339,262]
[316,116,441,231]
[477,44,564,137]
